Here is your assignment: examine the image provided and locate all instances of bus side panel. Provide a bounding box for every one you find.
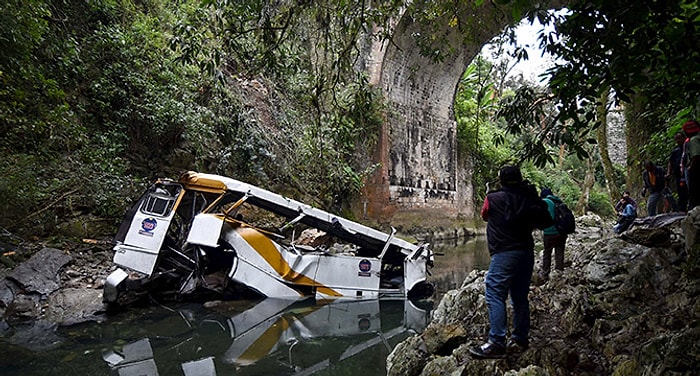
[115,184,183,275]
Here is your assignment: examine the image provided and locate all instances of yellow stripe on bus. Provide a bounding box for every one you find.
[237,304,324,364]
[236,316,290,364]
[238,227,342,297]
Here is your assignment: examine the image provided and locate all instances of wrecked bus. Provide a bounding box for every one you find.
[104,172,434,305]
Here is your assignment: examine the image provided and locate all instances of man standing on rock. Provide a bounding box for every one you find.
[641,160,666,216]
[470,165,553,359]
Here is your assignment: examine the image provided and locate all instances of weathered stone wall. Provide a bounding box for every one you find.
[379,14,477,220]
[387,106,458,215]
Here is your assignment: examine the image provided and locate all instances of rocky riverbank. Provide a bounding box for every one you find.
[0,236,114,350]
[386,209,699,375]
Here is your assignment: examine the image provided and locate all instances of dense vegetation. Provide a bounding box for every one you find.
[1,0,698,240]
[454,54,614,217]
[0,0,387,237]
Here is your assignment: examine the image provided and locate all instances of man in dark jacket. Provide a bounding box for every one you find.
[642,161,666,216]
[470,165,553,359]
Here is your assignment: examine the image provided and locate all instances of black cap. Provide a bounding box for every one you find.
[499,165,522,186]
[540,188,553,198]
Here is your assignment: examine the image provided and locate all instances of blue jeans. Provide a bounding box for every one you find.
[485,250,534,347]
[647,191,662,216]
[613,216,635,233]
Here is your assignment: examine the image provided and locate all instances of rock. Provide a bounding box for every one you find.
[0,243,113,336]
[635,328,700,374]
[431,270,487,327]
[45,288,106,326]
[4,294,41,323]
[0,278,18,308]
[4,319,63,351]
[8,247,71,295]
[577,212,606,228]
[419,355,461,376]
[682,207,700,249]
[681,207,700,276]
[422,323,468,355]
[385,335,431,376]
[503,364,551,376]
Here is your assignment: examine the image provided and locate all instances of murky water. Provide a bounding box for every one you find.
[431,236,490,299]
[0,236,488,376]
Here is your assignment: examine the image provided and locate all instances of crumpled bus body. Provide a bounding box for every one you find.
[104,172,434,304]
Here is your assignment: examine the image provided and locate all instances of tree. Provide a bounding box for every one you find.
[455,56,511,199]
[171,0,399,208]
[537,1,700,156]
[492,1,699,210]
[595,88,620,204]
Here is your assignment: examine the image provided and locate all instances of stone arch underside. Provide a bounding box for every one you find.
[361,3,511,223]
[360,1,564,224]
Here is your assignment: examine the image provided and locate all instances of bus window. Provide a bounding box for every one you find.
[141,185,180,217]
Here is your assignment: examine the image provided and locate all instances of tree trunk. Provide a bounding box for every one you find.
[596,88,619,206]
[624,94,656,215]
[575,149,596,215]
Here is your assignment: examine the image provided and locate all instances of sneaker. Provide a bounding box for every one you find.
[469,341,506,359]
[506,338,529,352]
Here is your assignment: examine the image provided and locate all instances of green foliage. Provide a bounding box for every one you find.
[406,0,534,62]
[455,56,511,198]
[457,2,700,178]
[0,155,44,226]
[538,1,700,146]
[521,159,619,216]
[294,75,384,207]
[169,0,391,209]
[0,0,75,153]
[455,51,615,217]
[496,83,600,167]
[0,0,614,235]
[0,0,223,235]
[455,54,590,207]
[455,58,498,152]
[4,0,697,237]
[589,189,615,217]
[0,1,49,64]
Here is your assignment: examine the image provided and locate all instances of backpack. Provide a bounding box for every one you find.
[553,199,576,234]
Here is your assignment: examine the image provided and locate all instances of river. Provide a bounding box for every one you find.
[0,236,489,376]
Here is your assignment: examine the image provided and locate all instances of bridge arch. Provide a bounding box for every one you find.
[360,1,564,224]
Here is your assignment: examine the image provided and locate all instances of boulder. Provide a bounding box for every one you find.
[45,288,106,326]
[7,247,71,295]
[0,245,109,350]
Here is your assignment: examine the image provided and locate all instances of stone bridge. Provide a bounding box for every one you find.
[357,1,563,224]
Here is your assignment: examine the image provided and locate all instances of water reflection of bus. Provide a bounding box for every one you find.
[103,298,431,375]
